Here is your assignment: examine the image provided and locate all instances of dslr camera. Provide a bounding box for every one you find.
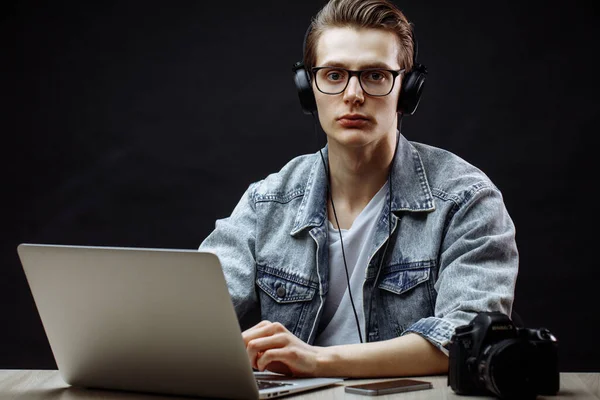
[448,311,559,399]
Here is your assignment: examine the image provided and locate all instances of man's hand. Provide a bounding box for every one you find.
[242,320,448,378]
[242,320,326,377]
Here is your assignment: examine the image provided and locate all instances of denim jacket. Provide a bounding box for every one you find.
[199,134,518,354]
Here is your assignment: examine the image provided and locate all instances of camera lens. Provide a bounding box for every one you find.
[479,339,537,399]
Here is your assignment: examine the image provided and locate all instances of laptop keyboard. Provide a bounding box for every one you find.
[256,380,294,390]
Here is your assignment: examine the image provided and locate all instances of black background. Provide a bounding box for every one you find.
[2,0,598,371]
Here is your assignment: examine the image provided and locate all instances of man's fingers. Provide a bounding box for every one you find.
[256,347,311,377]
[246,333,289,369]
[247,332,289,354]
[255,347,290,373]
[241,320,272,345]
[261,360,293,376]
[242,321,287,345]
[242,322,318,377]
[242,321,293,369]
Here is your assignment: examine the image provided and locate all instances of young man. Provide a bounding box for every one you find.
[200,0,518,378]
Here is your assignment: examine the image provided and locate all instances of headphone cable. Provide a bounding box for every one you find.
[312,112,364,344]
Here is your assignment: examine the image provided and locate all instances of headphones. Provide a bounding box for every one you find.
[292,24,428,115]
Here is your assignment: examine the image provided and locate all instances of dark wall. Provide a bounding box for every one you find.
[2,0,597,370]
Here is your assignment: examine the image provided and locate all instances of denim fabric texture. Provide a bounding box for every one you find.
[199,134,518,354]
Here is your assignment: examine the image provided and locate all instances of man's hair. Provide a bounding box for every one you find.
[304,0,414,73]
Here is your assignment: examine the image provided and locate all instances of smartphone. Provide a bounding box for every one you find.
[344,378,433,396]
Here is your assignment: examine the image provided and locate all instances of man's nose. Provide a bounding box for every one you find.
[343,75,365,103]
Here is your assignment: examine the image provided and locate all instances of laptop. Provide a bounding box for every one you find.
[17,243,343,399]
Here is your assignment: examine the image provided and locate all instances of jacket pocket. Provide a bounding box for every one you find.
[256,266,317,303]
[378,262,431,295]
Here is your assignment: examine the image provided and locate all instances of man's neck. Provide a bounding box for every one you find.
[326,134,396,229]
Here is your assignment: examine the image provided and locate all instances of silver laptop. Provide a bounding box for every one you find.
[17,243,343,399]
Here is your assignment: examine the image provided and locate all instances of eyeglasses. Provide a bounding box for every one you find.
[311,66,405,96]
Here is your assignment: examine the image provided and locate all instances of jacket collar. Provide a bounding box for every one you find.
[291,133,435,236]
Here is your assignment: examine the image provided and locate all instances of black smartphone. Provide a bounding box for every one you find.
[344,378,433,396]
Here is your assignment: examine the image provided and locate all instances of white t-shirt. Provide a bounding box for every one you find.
[314,182,388,346]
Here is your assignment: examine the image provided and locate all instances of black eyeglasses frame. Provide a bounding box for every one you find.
[310,66,406,97]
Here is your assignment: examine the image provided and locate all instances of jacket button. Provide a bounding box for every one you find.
[276,285,286,298]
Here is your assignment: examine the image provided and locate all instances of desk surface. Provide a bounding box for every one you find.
[0,370,598,400]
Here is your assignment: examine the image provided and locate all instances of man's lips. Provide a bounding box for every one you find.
[338,114,370,121]
[337,114,371,128]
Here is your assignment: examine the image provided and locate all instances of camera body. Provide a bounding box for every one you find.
[448,311,559,399]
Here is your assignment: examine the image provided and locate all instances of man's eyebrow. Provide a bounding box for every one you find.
[319,61,395,69]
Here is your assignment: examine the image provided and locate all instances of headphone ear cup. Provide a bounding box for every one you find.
[398,63,427,115]
[293,62,317,114]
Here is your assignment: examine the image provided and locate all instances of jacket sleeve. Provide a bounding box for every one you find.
[403,182,519,354]
[199,182,261,327]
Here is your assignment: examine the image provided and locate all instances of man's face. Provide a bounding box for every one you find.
[313,27,402,149]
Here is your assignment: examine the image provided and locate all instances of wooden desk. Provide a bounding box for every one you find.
[0,370,598,399]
